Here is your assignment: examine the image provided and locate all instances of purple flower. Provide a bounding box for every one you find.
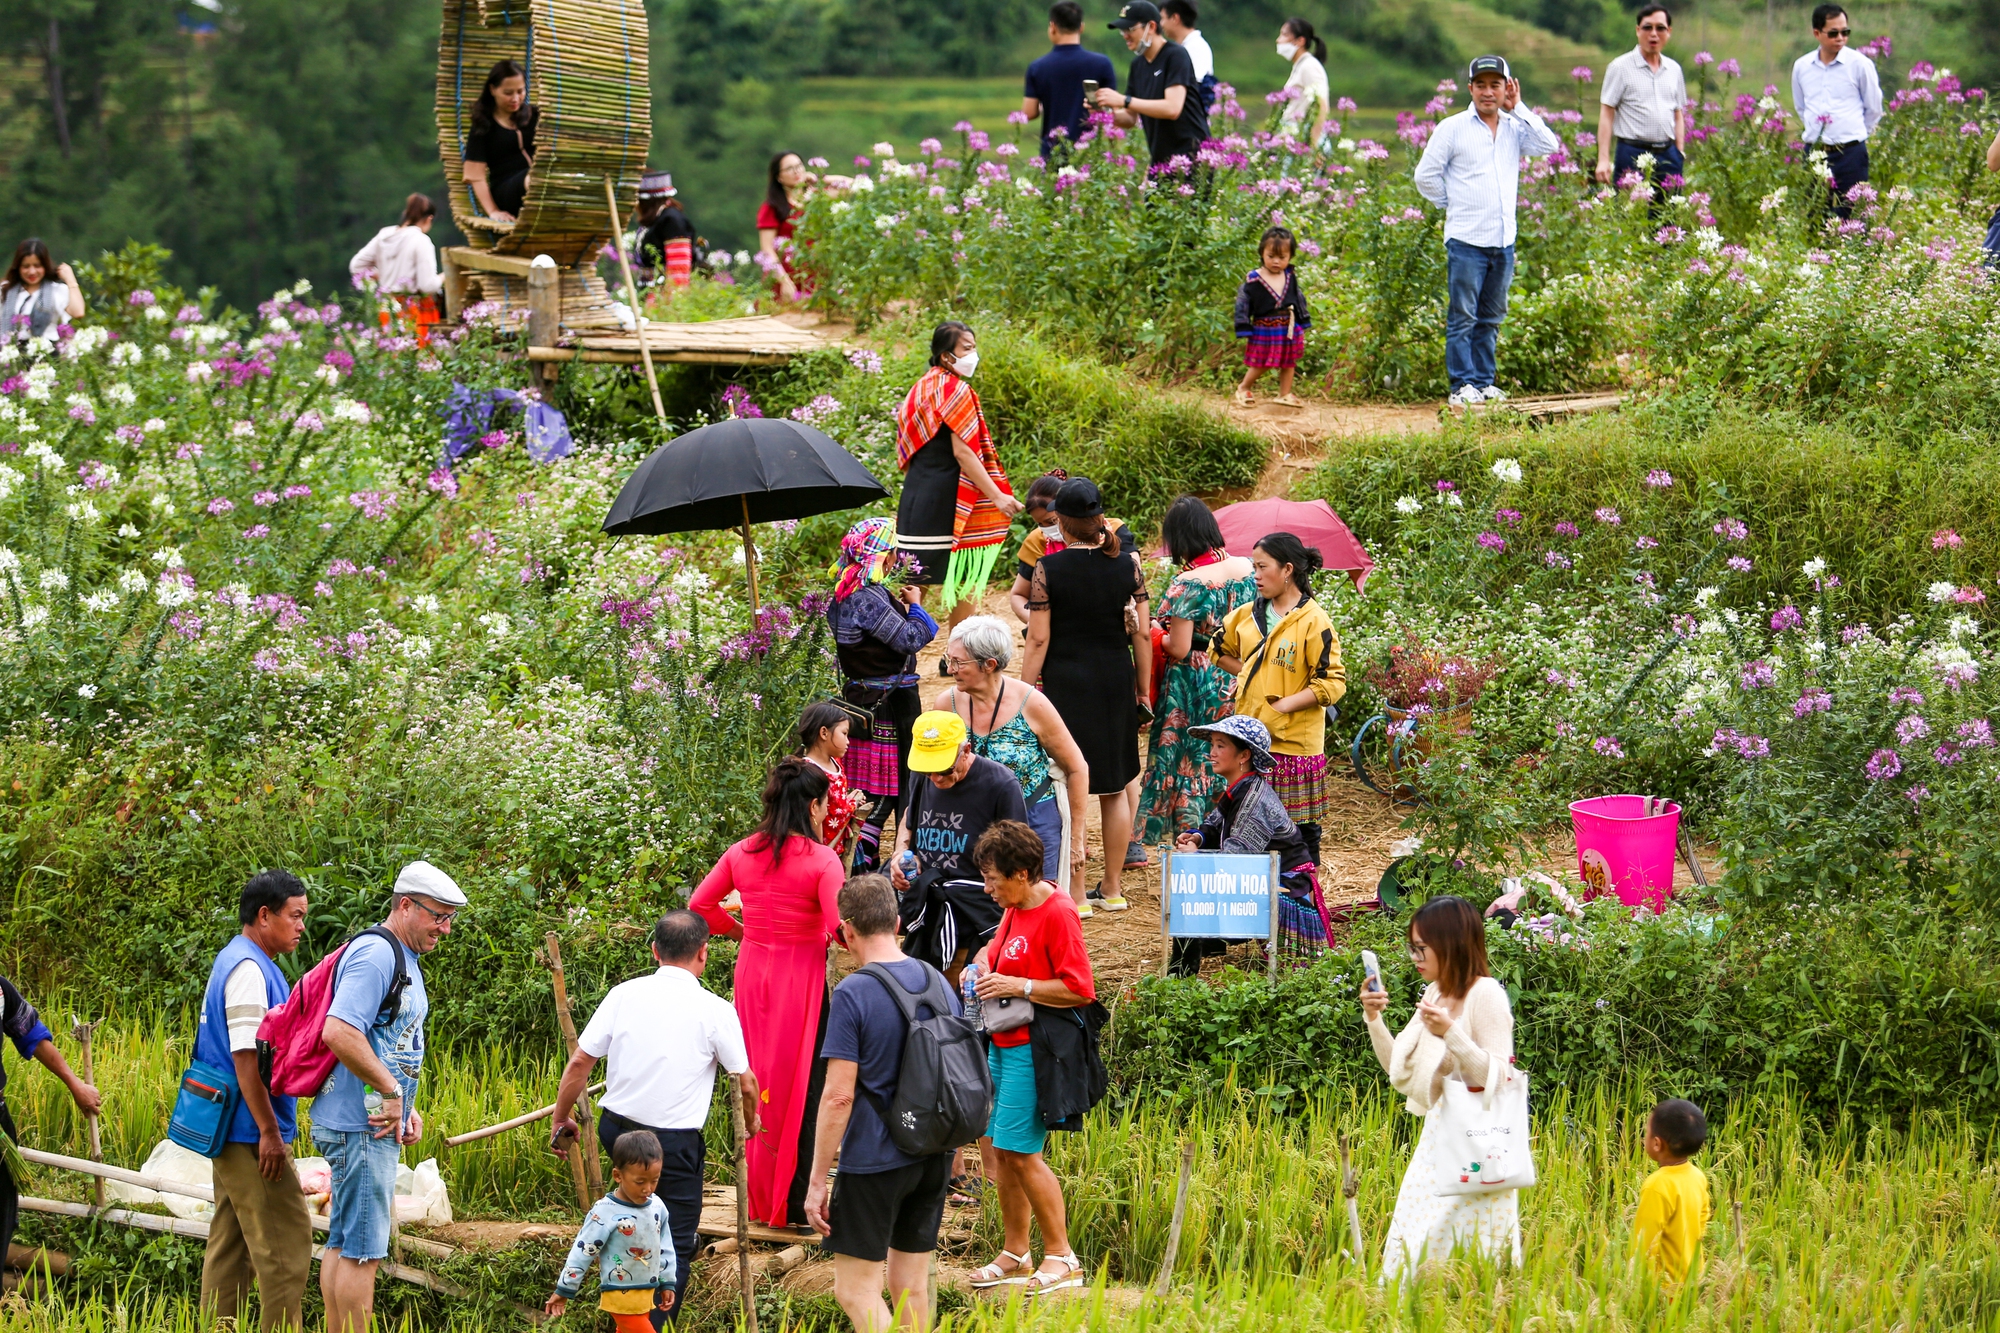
[1889,686,1925,707]
[1935,527,1965,549]
[1571,66,1594,81]
[291,410,325,434]
[1866,749,1902,781]
[1713,518,1749,540]
[128,288,157,308]
[426,468,460,497]
[1736,735,1770,760]
[1495,508,1522,526]
[1717,58,1741,77]
[1896,715,1931,745]
[69,403,97,425]
[252,649,283,671]
[1727,556,1753,573]
[323,348,355,373]
[1635,536,1659,550]
[1904,784,1929,805]
[1693,50,1714,66]
[1771,605,1803,632]
[1958,719,1995,748]
[1545,668,1579,690]
[1553,520,1581,539]
[242,524,271,539]
[283,484,311,500]
[1934,743,1964,767]
[1476,531,1507,552]
[720,384,763,419]
[1646,469,1674,487]
[1544,550,1573,570]
[1593,507,1621,526]
[1435,479,1458,493]
[1739,659,1775,689]
[1953,586,1987,605]
[1593,736,1625,758]
[347,490,396,520]
[207,497,236,516]
[1793,687,1832,718]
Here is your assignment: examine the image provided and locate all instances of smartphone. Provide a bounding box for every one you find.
[1083,80,1100,102]
[1360,949,1382,993]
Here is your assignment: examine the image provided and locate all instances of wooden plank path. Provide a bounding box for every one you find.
[1447,390,1625,422]
[529,316,837,367]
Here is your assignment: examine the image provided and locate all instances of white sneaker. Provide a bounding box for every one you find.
[1479,385,1509,402]
[1448,386,1484,408]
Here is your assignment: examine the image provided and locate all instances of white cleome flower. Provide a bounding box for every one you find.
[154,576,194,608]
[117,523,140,538]
[1802,557,1827,578]
[478,611,512,640]
[106,383,137,406]
[38,569,69,591]
[19,605,48,629]
[1693,585,1719,607]
[118,569,148,593]
[399,635,434,661]
[1927,580,1959,604]
[1395,496,1424,515]
[110,343,142,366]
[0,548,19,573]
[76,683,98,699]
[153,546,185,568]
[64,501,102,523]
[411,593,441,615]
[1490,457,1523,484]
[83,590,119,613]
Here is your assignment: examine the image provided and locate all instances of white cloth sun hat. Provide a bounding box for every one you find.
[395,860,467,907]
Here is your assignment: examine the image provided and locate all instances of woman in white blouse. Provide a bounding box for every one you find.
[1359,894,1520,1279]
[1274,18,1331,148]
[349,194,444,344]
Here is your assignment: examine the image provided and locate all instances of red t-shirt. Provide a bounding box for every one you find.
[987,889,1095,1049]
[755,201,797,241]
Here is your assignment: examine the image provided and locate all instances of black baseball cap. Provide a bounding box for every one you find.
[1467,54,1511,80]
[1109,1,1161,29]
[1053,477,1105,518]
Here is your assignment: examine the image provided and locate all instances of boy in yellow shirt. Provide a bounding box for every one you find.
[1633,1098,1712,1285]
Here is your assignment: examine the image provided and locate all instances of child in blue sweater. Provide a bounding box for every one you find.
[546,1130,677,1331]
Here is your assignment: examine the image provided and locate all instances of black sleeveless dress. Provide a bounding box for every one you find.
[1029,544,1146,794]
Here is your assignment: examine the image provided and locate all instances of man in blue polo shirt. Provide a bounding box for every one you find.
[1024,1,1118,156]
[197,869,311,1332]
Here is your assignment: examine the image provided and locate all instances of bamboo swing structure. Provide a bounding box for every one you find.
[433,0,651,330]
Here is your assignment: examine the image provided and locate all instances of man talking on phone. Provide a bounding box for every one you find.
[551,911,761,1327]
[1098,0,1209,168]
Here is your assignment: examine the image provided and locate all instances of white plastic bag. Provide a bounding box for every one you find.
[393,1157,453,1226]
[1430,1055,1537,1196]
[103,1140,217,1222]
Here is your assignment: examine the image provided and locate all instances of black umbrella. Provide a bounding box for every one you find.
[601,415,889,612]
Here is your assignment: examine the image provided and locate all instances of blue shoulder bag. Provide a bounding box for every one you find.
[167,1058,241,1158]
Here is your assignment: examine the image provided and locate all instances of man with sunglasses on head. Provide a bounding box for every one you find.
[1595,5,1687,196]
[1791,4,1882,218]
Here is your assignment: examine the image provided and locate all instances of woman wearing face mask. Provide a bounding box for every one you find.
[462,59,538,223]
[1273,18,1331,149]
[1008,473,1136,626]
[758,151,817,303]
[1,239,84,343]
[893,323,1022,628]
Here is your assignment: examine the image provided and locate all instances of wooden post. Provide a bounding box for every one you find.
[1153,1141,1195,1297]
[440,249,465,323]
[544,933,603,1207]
[1159,848,1173,978]
[1732,1178,1745,1269]
[69,1020,101,1211]
[601,174,667,422]
[1339,1133,1366,1279]
[729,1074,758,1333]
[525,255,561,394]
[740,495,760,614]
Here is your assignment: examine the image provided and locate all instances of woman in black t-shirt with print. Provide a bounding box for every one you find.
[462,59,539,222]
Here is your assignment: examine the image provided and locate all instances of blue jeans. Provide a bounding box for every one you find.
[1613,138,1684,199]
[313,1127,402,1263]
[1444,239,1514,392]
[1024,795,1063,882]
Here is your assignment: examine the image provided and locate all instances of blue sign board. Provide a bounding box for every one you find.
[1163,851,1279,940]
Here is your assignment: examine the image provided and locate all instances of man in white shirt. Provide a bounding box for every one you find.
[1790,4,1882,216]
[1412,55,1561,408]
[1160,0,1216,112]
[552,912,763,1326]
[1596,5,1688,196]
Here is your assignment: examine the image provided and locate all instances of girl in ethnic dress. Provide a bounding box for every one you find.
[1232,226,1312,408]
[796,701,860,859]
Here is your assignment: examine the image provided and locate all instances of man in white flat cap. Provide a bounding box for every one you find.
[316,860,464,1333]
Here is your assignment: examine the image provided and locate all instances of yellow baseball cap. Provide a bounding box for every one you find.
[908,710,969,772]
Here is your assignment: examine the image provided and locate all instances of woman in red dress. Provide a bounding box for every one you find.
[756,150,816,303]
[689,757,845,1227]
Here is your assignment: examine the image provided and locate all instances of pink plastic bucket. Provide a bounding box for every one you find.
[1569,795,1680,912]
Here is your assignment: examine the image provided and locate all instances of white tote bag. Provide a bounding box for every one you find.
[1430,1054,1537,1196]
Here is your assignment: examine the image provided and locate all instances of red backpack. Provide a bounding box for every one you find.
[255,927,410,1097]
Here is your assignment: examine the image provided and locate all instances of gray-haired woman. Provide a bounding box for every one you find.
[937,615,1092,905]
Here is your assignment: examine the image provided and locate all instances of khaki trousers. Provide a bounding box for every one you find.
[202,1142,312,1331]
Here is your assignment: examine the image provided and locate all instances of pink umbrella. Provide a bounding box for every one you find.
[1212,497,1374,593]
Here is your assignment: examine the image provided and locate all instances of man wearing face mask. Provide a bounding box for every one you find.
[1095,1,1209,169]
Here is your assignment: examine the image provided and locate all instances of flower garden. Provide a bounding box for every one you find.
[3,36,2000,1333]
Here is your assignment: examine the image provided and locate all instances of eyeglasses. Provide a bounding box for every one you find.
[1822,27,1850,36]
[405,897,457,926]
[1638,22,1669,30]
[1407,942,1430,961]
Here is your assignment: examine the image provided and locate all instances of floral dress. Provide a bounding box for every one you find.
[1138,571,1259,843]
[810,756,859,856]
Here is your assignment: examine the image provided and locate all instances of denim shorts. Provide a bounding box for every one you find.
[313,1127,402,1262]
[985,1041,1045,1154]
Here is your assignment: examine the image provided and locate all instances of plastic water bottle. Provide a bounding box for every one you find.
[959,963,983,1029]
[896,850,920,882]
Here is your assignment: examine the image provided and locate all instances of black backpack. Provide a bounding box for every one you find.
[857,962,995,1157]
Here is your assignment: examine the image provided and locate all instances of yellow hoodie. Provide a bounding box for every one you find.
[1216,596,1346,756]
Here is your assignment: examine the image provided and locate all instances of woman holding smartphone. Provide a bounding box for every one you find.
[1358,895,1518,1280]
